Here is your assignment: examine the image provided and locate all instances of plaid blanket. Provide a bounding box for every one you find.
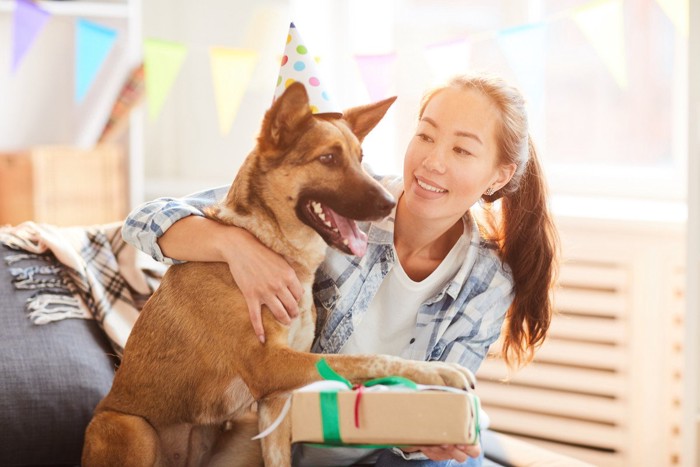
[0,221,165,357]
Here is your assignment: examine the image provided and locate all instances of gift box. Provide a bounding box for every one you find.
[288,361,480,447]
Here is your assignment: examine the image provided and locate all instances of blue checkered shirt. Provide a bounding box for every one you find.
[122,175,514,374]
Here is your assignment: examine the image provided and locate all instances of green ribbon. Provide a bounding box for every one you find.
[314,358,417,446]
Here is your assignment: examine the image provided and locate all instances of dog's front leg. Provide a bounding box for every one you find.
[258,395,293,467]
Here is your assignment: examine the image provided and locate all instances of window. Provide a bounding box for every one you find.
[290,0,688,203]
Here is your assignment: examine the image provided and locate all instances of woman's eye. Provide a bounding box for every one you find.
[418,133,433,143]
[454,147,472,156]
[318,154,335,164]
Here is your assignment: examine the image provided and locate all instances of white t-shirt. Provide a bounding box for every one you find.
[341,232,469,356]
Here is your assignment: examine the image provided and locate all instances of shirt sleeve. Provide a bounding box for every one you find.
[437,271,514,374]
[122,185,230,265]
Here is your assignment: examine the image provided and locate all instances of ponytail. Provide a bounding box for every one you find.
[497,141,558,367]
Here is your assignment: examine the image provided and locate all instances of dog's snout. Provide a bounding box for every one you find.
[375,190,396,215]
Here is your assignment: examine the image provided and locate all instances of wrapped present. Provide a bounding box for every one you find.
[289,359,480,447]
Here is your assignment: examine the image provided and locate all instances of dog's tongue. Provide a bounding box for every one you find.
[328,209,368,257]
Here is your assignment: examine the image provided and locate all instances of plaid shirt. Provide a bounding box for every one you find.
[123,175,514,374]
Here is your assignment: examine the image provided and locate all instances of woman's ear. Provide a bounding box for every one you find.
[492,163,517,191]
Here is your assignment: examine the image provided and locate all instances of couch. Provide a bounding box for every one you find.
[0,245,587,466]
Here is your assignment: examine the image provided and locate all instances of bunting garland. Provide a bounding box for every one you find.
[353,53,396,101]
[423,38,471,85]
[3,0,689,129]
[655,0,689,37]
[10,0,50,73]
[143,38,187,120]
[75,19,118,102]
[209,47,258,135]
[497,22,547,109]
[572,0,628,88]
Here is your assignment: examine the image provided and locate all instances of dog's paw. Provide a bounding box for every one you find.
[412,362,476,391]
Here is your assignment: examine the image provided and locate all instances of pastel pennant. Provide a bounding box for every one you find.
[573,0,627,88]
[423,38,471,85]
[75,19,118,102]
[353,53,397,102]
[497,22,547,122]
[11,0,50,73]
[655,0,689,37]
[143,38,187,120]
[209,47,258,135]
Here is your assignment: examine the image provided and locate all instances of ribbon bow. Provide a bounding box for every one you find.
[315,358,418,444]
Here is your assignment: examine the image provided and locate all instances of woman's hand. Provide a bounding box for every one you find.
[401,443,481,462]
[158,215,303,343]
[220,228,303,343]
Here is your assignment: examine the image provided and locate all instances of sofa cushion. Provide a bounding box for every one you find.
[0,246,117,465]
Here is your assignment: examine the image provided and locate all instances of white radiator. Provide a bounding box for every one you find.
[476,218,685,466]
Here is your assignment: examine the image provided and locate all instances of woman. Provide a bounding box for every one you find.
[123,73,559,466]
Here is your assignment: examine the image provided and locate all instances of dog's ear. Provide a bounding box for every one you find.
[342,96,397,143]
[261,82,313,149]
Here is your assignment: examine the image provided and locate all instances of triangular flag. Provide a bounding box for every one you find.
[498,22,547,134]
[655,0,689,37]
[353,53,397,102]
[10,0,50,73]
[424,38,471,85]
[573,0,627,89]
[75,19,118,102]
[143,38,187,120]
[209,47,258,135]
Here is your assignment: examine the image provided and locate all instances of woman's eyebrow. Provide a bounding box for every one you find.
[421,116,483,144]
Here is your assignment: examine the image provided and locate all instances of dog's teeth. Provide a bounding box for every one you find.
[324,220,332,228]
[333,228,339,233]
[318,212,326,221]
[312,202,323,214]
[343,239,349,246]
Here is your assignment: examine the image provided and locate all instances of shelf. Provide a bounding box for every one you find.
[0,0,129,18]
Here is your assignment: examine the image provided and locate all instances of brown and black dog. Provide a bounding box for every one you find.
[82,82,474,466]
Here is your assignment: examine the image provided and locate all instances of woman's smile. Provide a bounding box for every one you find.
[415,175,447,197]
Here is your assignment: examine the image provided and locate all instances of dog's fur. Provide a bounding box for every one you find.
[82,82,474,466]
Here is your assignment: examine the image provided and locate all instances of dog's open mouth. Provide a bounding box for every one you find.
[302,200,368,257]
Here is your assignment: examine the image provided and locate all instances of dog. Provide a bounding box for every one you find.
[82,82,475,466]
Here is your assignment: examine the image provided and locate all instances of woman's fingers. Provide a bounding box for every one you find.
[245,298,265,343]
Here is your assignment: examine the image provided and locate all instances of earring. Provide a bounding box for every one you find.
[485,187,495,196]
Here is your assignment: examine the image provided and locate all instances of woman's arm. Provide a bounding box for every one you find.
[122,187,303,342]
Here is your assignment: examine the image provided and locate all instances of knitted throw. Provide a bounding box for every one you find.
[0,221,165,358]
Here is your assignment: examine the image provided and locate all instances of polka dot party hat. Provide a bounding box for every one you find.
[274,22,341,116]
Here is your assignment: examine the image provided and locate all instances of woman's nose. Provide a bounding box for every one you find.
[421,149,446,173]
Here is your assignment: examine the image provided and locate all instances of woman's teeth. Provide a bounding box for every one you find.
[417,179,446,193]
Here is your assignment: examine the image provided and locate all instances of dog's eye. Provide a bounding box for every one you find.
[318,154,336,165]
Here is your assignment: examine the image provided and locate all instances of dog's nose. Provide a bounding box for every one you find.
[375,191,396,214]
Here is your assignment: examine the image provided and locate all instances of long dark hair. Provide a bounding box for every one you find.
[420,74,559,368]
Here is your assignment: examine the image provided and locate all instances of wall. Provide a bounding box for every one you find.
[0,4,133,150]
[685,0,699,464]
[141,0,289,199]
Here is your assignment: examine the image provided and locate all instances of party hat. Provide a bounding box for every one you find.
[273,22,341,116]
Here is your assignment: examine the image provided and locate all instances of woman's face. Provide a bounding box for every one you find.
[402,86,515,224]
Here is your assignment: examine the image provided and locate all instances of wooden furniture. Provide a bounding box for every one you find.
[0,145,127,226]
[0,0,144,212]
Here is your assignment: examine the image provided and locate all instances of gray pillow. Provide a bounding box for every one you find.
[0,246,117,465]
